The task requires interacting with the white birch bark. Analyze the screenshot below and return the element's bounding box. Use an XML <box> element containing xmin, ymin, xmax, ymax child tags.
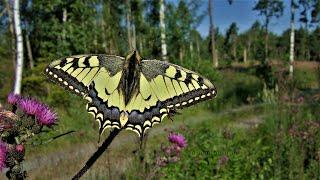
<box><xmin>13</xmin><ymin>0</ymin><xmax>24</xmax><ymax>95</ymax></box>
<box><xmin>62</xmin><ymin>8</ymin><xmax>67</xmax><ymax>40</ymax></box>
<box><xmin>243</xmin><ymin>48</ymin><xmax>247</xmax><ymax>63</ymax></box>
<box><xmin>289</xmin><ymin>0</ymin><xmax>295</xmax><ymax>77</ymax></box>
<box><xmin>160</xmin><ymin>0</ymin><xmax>168</xmax><ymax>61</ymax></box>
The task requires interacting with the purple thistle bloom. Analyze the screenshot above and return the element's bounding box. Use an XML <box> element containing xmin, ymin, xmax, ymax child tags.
<box><xmin>17</xmin><ymin>97</ymin><xmax>57</xmax><ymax>126</ymax></box>
<box><xmin>0</xmin><ymin>141</ymin><xmax>8</xmax><ymax>170</ymax></box>
<box><xmin>168</xmin><ymin>133</ymin><xmax>187</xmax><ymax>148</ymax></box>
<box><xmin>7</xmin><ymin>93</ymin><xmax>21</xmax><ymax>105</ymax></box>
<box><xmin>18</xmin><ymin>98</ymin><xmax>43</xmax><ymax>115</ymax></box>
<box><xmin>218</xmin><ymin>155</ymin><xmax>229</xmax><ymax>166</ymax></box>
<box><xmin>35</xmin><ymin>105</ymin><xmax>57</xmax><ymax>126</ymax></box>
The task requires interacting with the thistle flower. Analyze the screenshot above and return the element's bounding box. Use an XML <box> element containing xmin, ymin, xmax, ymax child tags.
<box><xmin>13</xmin><ymin>144</ymin><xmax>25</xmax><ymax>162</ymax></box>
<box><xmin>18</xmin><ymin>98</ymin><xmax>42</xmax><ymax>116</ymax></box>
<box><xmin>7</xmin><ymin>93</ymin><xmax>21</xmax><ymax>105</ymax></box>
<box><xmin>168</xmin><ymin>133</ymin><xmax>187</xmax><ymax>148</ymax></box>
<box><xmin>35</xmin><ymin>105</ymin><xmax>57</xmax><ymax>126</ymax></box>
<box><xmin>218</xmin><ymin>155</ymin><xmax>229</xmax><ymax>166</ymax></box>
<box><xmin>17</xmin><ymin>97</ymin><xmax>57</xmax><ymax>126</ymax></box>
<box><xmin>0</xmin><ymin>141</ymin><xmax>8</xmax><ymax>170</ymax></box>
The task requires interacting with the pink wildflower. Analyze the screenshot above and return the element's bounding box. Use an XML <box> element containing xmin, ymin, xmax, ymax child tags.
<box><xmin>7</xmin><ymin>93</ymin><xmax>21</xmax><ymax>105</ymax></box>
<box><xmin>168</xmin><ymin>133</ymin><xmax>187</xmax><ymax>148</ymax></box>
<box><xmin>18</xmin><ymin>98</ymin><xmax>42</xmax><ymax>115</ymax></box>
<box><xmin>35</xmin><ymin>105</ymin><xmax>57</xmax><ymax>126</ymax></box>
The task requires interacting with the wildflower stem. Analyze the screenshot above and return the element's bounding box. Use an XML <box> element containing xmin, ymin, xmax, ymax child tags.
<box><xmin>72</xmin><ymin>128</ymin><xmax>121</xmax><ymax>179</ymax></box>
<box><xmin>11</xmin><ymin>105</ymin><xmax>17</xmax><ymax>114</ymax></box>
<box><xmin>14</xmin><ymin>137</ymin><xmax>21</xmax><ymax>144</ymax></box>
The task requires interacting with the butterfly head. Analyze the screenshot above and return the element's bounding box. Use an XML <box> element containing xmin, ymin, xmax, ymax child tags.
<box><xmin>126</xmin><ymin>50</ymin><xmax>142</xmax><ymax>65</ymax></box>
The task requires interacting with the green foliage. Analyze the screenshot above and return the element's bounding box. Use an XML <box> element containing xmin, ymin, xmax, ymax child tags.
<box><xmin>253</xmin><ymin>0</ymin><xmax>284</xmax><ymax>20</ymax></box>
<box><xmin>224</xmin><ymin>22</ymin><xmax>239</xmax><ymax>62</ymax></box>
<box><xmin>159</xmin><ymin>104</ymin><xmax>320</xmax><ymax>179</ymax></box>
<box><xmin>309</xmin><ymin>27</ymin><xmax>320</xmax><ymax>61</ymax></box>
<box><xmin>294</xmin><ymin>67</ymin><xmax>319</xmax><ymax>89</ymax></box>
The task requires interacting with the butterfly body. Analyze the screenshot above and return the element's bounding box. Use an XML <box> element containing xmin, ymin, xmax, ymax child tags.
<box><xmin>45</xmin><ymin>51</ymin><xmax>217</xmax><ymax>136</ymax></box>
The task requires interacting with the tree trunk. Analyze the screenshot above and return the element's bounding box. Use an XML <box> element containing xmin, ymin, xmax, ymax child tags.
<box><xmin>196</xmin><ymin>35</ymin><xmax>200</xmax><ymax>61</ymax></box>
<box><xmin>232</xmin><ymin>44</ymin><xmax>236</xmax><ymax>61</ymax></box>
<box><xmin>160</xmin><ymin>0</ymin><xmax>168</xmax><ymax>61</ymax></box>
<box><xmin>25</xmin><ymin>33</ymin><xmax>33</xmax><ymax>69</ymax></box>
<box><xmin>62</xmin><ymin>8</ymin><xmax>67</xmax><ymax>40</ymax></box>
<box><xmin>190</xmin><ymin>41</ymin><xmax>193</xmax><ymax>59</ymax></box>
<box><xmin>101</xmin><ymin>18</ymin><xmax>108</xmax><ymax>53</ymax></box>
<box><xmin>126</xmin><ymin>0</ymin><xmax>132</xmax><ymax>50</ymax></box>
<box><xmin>265</xmin><ymin>18</ymin><xmax>269</xmax><ymax>62</ymax></box>
<box><xmin>139</xmin><ymin>38</ymin><xmax>143</xmax><ymax>54</ymax></box>
<box><xmin>132</xmin><ymin>23</ymin><xmax>137</xmax><ymax>50</ymax></box>
<box><xmin>289</xmin><ymin>0</ymin><xmax>295</xmax><ymax>77</ymax></box>
<box><xmin>243</xmin><ymin>48</ymin><xmax>247</xmax><ymax>63</ymax></box>
<box><xmin>6</xmin><ymin>0</ymin><xmax>16</xmax><ymax>67</ymax></box>
<box><xmin>215</xmin><ymin>49</ymin><xmax>218</xmax><ymax>67</ymax></box>
<box><xmin>247</xmin><ymin>39</ymin><xmax>251</xmax><ymax>60</ymax></box>
<box><xmin>208</xmin><ymin>0</ymin><xmax>217</xmax><ymax>67</ymax></box>
<box><xmin>13</xmin><ymin>0</ymin><xmax>24</xmax><ymax>95</ymax></box>
<box><xmin>179</xmin><ymin>46</ymin><xmax>183</xmax><ymax>63</ymax></box>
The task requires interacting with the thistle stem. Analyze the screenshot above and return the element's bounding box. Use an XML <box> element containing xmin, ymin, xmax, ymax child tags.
<box><xmin>72</xmin><ymin>128</ymin><xmax>121</xmax><ymax>179</ymax></box>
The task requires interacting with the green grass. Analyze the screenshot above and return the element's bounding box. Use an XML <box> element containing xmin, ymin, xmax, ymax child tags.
<box><xmin>294</xmin><ymin>67</ymin><xmax>319</xmax><ymax>89</ymax></box>
<box><xmin>159</xmin><ymin>103</ymin><xmax>320</xmax><ymax>179</ymax></box>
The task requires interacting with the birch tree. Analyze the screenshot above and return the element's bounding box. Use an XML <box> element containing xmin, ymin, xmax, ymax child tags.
<box><xmin>160</xmin><ymin>0</ymin><xmax>167</xmax><ymax>61</ymax></box>
<box><xmin>13</xmin><ymin>0</ymin><xmax>24</xmax><ymax>95</ymax></box>
<box><xmin>289</xmin><ymin>0</ymin><xmax>297</xmax><ymax>77</ymax></box>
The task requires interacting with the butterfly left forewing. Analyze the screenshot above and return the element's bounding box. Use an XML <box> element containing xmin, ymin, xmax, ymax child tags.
<box><xmin>46</xmin><ymin>55</ymin><xmax>127</xmax><ymax>135</ymax></box>
<box><xmin>45</xmin><ymin>54</ymin><xmax>124</xmax><ymax>96</ymax></box>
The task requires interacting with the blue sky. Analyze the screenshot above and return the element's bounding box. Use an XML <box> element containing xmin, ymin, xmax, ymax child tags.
<box><xmin>184</xmin><ymin>0</ymin><xmax>309</xmax><ymax>37</ymax></box>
